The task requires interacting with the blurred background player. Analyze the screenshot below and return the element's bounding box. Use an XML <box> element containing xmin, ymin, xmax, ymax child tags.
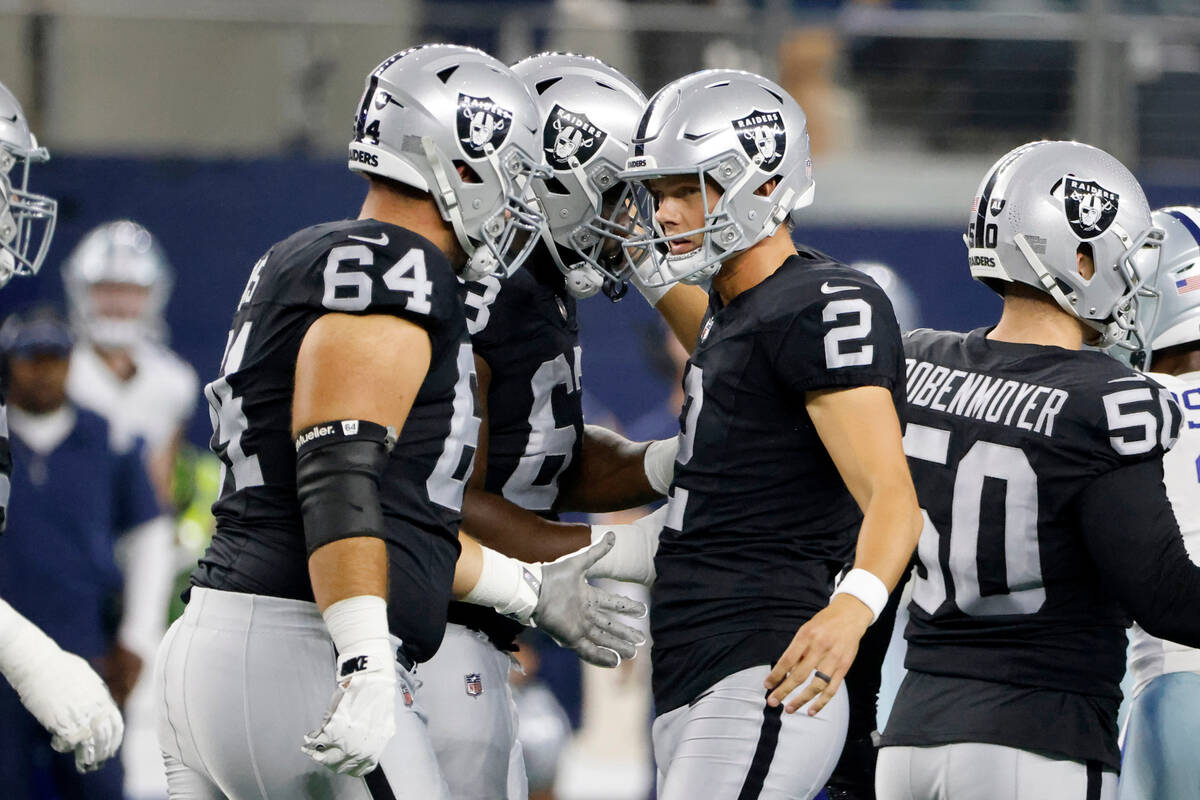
<box><xmin>0</xmin><ymin>80</ymin><xmax>124</xmax><ymax>795</ymax></box>
<box><xmin>0</xmin><ymin>307</ymin><xmax>167</xmax><ymax>798</ymax></box>
<box><xmin>619</xmin><ymin>69</ymin><xmax>922</xmax><ymax>800</ymax></box>
<box><xmin>422</xmin><ymin>51</ymin><xmax>677</xmax><ymax>800</ymax></box>
<box><xmin>62</xmin><ymin>218</ymin><xmax>197</xmax><ymax>799</ymax></box>
<box><xmin>1118</xmin><ymin>205</ymin><xmax>1200</xmax><ymax>800</ymax></box>
<box><xmin>876</xmin><ymin>141</ymin><xmax>1199</xmax><ymax>800</ymax></box>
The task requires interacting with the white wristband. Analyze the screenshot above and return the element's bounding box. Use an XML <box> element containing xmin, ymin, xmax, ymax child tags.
<box><xmin>831</xmin><ymin>568</ymin><xmax>889</xmax><ymax>624</ymax></box>
<box><xmin>629</xmin><ymin>254</ymin><xmax>671</xmax><ymax>306</ymax></box>
<box><xmin>643</xmin><ymin>437</ymin><xmax>679</xmax><ymax>496</ymax></box>
<box><xmin>322</xmin><ymin>595</ymin><xmax>390</xmax><ymax>654</ymax></box>
<box><xmin>462</xmin><ymin>546</ymin><xmax>542</xmax><ymax>625</ymax></box>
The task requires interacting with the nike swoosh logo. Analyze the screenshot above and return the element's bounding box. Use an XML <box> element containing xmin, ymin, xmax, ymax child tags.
<box><xmin>1</xmin><ymin>113</ymin><xmax>16</xmax><ymax>123</ymax></box>
<box><xmin>689</xmin><ymin>690</ymin><xmax>715</xmax><ymax>707</ymax></box>
<box><xmin>820</xmin><ymin>282</ymin><xmax>858</xmax><ymax>294</ymax></box>
<box><xmin>1108</xmin><ymin>376</ymin><xmax>1144</xmax><ymax>383</ymax></box>
<box><xmin>349</xmin><ymin>232</ymin><xmax>388</xmax><ymax>246</ymax></box>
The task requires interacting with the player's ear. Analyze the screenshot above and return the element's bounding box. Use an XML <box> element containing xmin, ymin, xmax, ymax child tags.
<box><xmin>1076</xmin><ymin>243</ymin><xmax>1095</xmax><ymax>280</ymax></box>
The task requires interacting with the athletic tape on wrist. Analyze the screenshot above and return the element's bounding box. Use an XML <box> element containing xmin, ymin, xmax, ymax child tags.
<box><xmin>462</xmin><ymin>547</ymin><xmax>541</xmax><ymax>623</ymax></box>
<box><xmin>831</xmin><ymin>568</ymin><xmax>889</xmax><ymax>624</ymax></box>
<box><xmin>643</xmin><ymin>437</ymin><xmax>679</xmax><ymax>496</ymax></box>
<box><xmin>322</xmin><ymin>595</ymin><xmax>390</xmax><ymax>655</ymax></box>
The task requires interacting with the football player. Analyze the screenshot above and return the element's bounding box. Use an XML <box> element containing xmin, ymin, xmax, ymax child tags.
<box><xmin>0</xmin><ymin>80</ymin><xmax>123</xmax><ymax>778</ymax></box>
<box><xmin>617</xmin><ymin>70</ymin><xmax>923</xmax><ymax>799</ymax></box>
<box><xmin>62</xmin><ymin>220</ymin><xmax>196</xmax><ymax>796</ymax></box>
<box><xmin>152</xmin><ymin>46</ymin><xmax>642</xmax><ymax>800</ymax></box>
<box><xmin>1118</xmin><ymin>205</ymin><xmax>1200</xmax><ymax>800</ymax></box>
<box><xmin>875</xmin><ymin>142</ymin><xmax>1200</xmax><ymax>800</ymax></box>
<box><xmin>420</xmin><ymin>52</ymin><xmax>680</xmax><ymax>800</ymax></box>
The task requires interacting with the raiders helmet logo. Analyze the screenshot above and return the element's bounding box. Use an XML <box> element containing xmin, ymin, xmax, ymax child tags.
<box><xmin>457</xmin><ymin>94</ymin><xmax>512</xmax><ymax>159</ymax></box>
<box><xmin>732</xmin><ymin>110</ymin><xmax>786</xmax><ymax>172</ymax></box>
<box><xmin>544</xmin><ymin>105</ymin><xmax>607</xmax><ymax>171</ymax></box>
<box><xmin>1064</xmin><ymin>177</ymin><xmax>1119</xmax><ymax>239</ymax></box>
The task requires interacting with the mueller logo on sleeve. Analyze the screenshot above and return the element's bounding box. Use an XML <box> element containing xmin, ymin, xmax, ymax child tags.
<box><xmin>295</xmin><ymin>424</ymin><xmax>337</xmax><ymax>452</ymax></box>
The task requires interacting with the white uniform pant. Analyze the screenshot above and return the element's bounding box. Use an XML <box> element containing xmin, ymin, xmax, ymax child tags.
<box><xmin>1118</xmin><ymin>671</ymin><xmax>1200</xmax><ymax>800</ymax></box>
<box><xmin>877</xmin><ymin>743</ymin><xmax>1117</xmax><ymax>800</ymax></box>
<box><xmin>652</xmin><ymin>665</ymin><xmax>848</xmax><ymax>800</ymax></box>
<box><xmin>153</xmin><ymin>587</ymin><xmax>449</xmax><ymax>800</ymax></box>
<box><xmin>421</xmin><ymin>623</ymin><xmax>526</xmax><ymax>800</ymax></box>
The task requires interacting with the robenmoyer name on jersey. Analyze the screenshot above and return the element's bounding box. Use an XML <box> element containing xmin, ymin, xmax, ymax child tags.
<box><xmin>905</xmin><ymin>358</ymin><xmax>1069</xmax><ymax>437</ymax></box>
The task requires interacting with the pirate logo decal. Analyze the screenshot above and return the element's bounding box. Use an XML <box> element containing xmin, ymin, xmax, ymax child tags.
<box><xmin>457</xmin><ymin>94</ymin><xmax>512</xmax><ymax>159</ymax></box>
<box><xmin>732</xmin><ymin>110</ymin><xmax>786</xmax><ymax>172</ymax></box>
<box><xmin>544</xmin><ymin>105</ymin><xmax>607</xmax><ymax>171</ymax></box>
<box><xmin>1064</xmin><ymin>177</ymin><xmax>1119</xmax><ymax>239</ymax></box>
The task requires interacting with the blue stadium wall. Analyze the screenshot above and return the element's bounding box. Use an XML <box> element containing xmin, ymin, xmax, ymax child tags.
<box><xmin>2</xmin><ymin>156</ymin><xmax>1193</xmax><ymax>448</ymax></box>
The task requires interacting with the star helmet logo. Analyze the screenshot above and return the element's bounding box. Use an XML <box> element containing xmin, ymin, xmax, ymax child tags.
<box><xmin>1063</xmin><ymin>177</ymin><xmax>1119</xmax><ymax>239</ymax></box>
<box><xmin>457</xmin><ymin>94</ymin><xmax>512</xmax><ymax>159</ymax></box>
<box><xmin>544</xmin><ymin>105</ymin><xmax>607</xmax><ymax>171</ymax></box>
<box><xmin>464</xmin><ymin>673</ymin><xmax>484</xmax><ymax>697</ymax></box>
<box><xmin>732</xmin><ymin>109</ymin><xmax>786</xmax><ymax>172</ymax></box>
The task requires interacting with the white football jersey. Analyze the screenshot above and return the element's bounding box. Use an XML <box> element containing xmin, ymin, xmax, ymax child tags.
<box><xmin>67</xmin><ymin>340</ymin><xmax>198</xmax><ymax>451</ymax></box>
<box><xmin>1128</xmin><ymin>369</ymin><xmax>1200</xmax><ymax>697</ymax></box>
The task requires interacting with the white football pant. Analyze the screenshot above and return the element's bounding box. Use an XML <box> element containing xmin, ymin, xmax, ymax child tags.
<box><xmin>877</xmin><ymin>743</ymin><xmax>1117</xmax><ymax>800</ymax></box>
<box><xmin>652</xmin><ymin>664</ymin><xmax>847</xmax><ymax>800</ymax></box>
<box><xmin>1118</xmin><ymin>671</ymin><xmax>1200</xmax><ymax>800</ymax></box>
<box><xmin>154</xmin><ymin>587</ymin><xmax>449</xmax><ymax>800</ymax></box>
<box><xmin>421</xmin><ymin>623</ymin><xmax>526</xmax><ymax>800</ymax></box>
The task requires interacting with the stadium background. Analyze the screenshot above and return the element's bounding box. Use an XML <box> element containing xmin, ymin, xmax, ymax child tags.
<box><xmin>1</xmin><ymin>1</ymin><xmax>1198</xmax><ymax>798</ymax></box>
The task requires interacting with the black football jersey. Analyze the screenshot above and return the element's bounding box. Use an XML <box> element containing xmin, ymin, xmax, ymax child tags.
<box><xmin>0</xmin><ymin>399</ymin><xmax>9</xmax><ymax>532</ymax></box>
<box><xmin>883</xmin><ymin>327</ymin><xmax>1182</xmax><ymax>767</ymax></box>
<box><xmin>191</xmin><ymin>219</ymin><xmax>478</xmax><ymax>662</ymax></box>
<box><xmin>448</xmin><ymin>248</ymin><xmax>584</xmax><ymax>647</ymax></box>
<box><xmin>650</xmin><ymin>249</ymin><xmax>905</xmax><ymax>712</ymax></box>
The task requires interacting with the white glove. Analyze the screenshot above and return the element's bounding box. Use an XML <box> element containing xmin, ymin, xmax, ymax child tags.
<box><xmin>0</xmin><ymin>599</ymin><xmax>123</xmax><ymax>773</ymax></box>
<box><xmin>302</xmin><ymin>596</ymin><xmax>396</xmax><ymax>777</ymax></box>
<box><xmin>463</xmin><ymin>536</ymin><xmax>648</xmax><ymax>667</ymax></box>
<box><xmin>628</xmin><ymin>251</ymin><xmax>672</xmax><ymax>306</ymax></box>
<box><xmin>587</xmin><ymin>506</ymin><xmax>668</xmax><ymax>585</ymax></box>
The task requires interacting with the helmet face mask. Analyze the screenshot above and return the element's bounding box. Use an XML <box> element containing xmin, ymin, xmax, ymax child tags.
<box><xmin>511</xmin><ymin>52</ymin><xmax>649</xmax><ymax>299</ymax></box>
<box><xmin>348</xmin><ymin>45</ymin><xmax>547</xmax><ymax>280</ymax></box>
<box><xmin>965</xmin><ymin>140</ymin><xmax>1163</xmax><ymax>354</ymax></box>
<box><xmin>0</xmin><ymin>83</ymin><xmax>56</xmax><ymax>289</ymax></box>
<box><xmin>618</xmin><ymin>69</ymin><xmax>815</xmax><ymax>288</ymax></box>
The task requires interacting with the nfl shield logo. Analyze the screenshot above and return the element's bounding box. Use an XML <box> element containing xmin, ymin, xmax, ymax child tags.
<box><xmin>464</xmin><ymin>673</ymin><xmax>484</xmax><ymax>697</ymax></box>
<box><xmin>700</xmin><ymin>316</ymin><xmax>715</xmax><ymax>342</ymax></box>
<box><xmin>402</xmin><ymin>686</ymin><xmax>414</xmax><ymax>707</ymax></box>
<box><xmin>1063</xmin><ymin>177</ymin><xmax>1119</xmax><ymax>239</ymax></box>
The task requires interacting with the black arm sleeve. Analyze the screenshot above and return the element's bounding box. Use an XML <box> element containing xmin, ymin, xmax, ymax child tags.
<box><xmin>1079</xmin><ymin>458</ymin><xmax>1200</xmax><ymax>647</ymax></box>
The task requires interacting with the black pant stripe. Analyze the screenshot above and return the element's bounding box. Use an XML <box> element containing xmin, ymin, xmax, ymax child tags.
<box><xmin>1085</xmin><ymin>760</ymin><xmax>1102</xmax><ymax>800</ymax></box>
<box><xmin>736</xmin><ymin>694</ymin><xmax>784</xmax><ymax>800</ymax></box>
<box><xmin>365</xmin><ymin>766</ymin><xmax>398</xmax><ymax>800</ymax></box>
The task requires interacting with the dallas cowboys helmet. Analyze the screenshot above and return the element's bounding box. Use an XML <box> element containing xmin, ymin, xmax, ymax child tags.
<box><xmin>511</xmin><ymin>52</ymin><xmax>647</xmax><ymax>299</ymax></box>
<box><xmin>966</xmin><ymin>140</ymin><xmax>1163</xmax><ymax>353</ymax></box>
<box><xmin>1138</xmin><ymin>206</ymin><xmax>1200</xmax><ymax>366</ymax></box>
<box><xmin>348</xmin><ymin>44</ymin><xmax>546</xmax><ymax>281</ymax></box>
<box><xmin>63</xmin><ymin>220</ymin><xmax>173</xmax><ymax>347</ymax></box>
<box><xmin>619</xmin><ymin>69</ymin><xmax>814</xmax><ymax>286</ymax></box>
<box><xmin>851</xmin><ymin>261</ymin><xmax>923</xmax><ymax>332</ymax></box>
<box><xmin>0</xmin><ymin>81</ymin><xmax>56</xmax><ymax>289</ymax></box>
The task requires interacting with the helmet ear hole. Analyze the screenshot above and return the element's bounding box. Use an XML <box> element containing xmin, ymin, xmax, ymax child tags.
<box><xmin>756</xmin><ymin>176</ymin><xmax>780</xmax><ymax>197</ymax></box>
<box><xmin>453</xmin><ymin>161</ymin><xmax>483</xmax><ymax>184</ymax></box>
<box><xmin>1076</xmin><ymin>242</ymin><xmax>1095</xmax><ymax>281</ymax></box>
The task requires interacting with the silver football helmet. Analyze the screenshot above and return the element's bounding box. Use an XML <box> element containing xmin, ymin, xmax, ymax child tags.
<box><xmin>1138</xmin><ymin>206</ymin><xmax>1200</xmax><ymax>366</ymax></box>
<box><xmin>619</xmin><ymin>69</ymin><xmax>815</xmax><ymax>286</ymax></box>
<box><xmin>966</xmin><ymin>140</ymin><xmax>1163</xmax><ymax>353</ymax></box>
<box><xmin>0</xmin><ymin>82</ymin><xmax>56</xmax><ymax>289</ymax></box>
<box><xmin>348</xmin><ymin>44</ymin><xmax>547</xmax><ymax>281</ymax></box>
<box><xmin>850</xmin><ymin>261</ymin><xmax>923</xmax><ymax>333</ymax></box>
<box><xmin>63</xmin><ymin>220</ymin><xmax>172</xmax><ymax>347</ymax></box>
<box><xmin>511</xmin><ymin>53</ymin><xmax>647</xmax><ymax>299</ymax></box>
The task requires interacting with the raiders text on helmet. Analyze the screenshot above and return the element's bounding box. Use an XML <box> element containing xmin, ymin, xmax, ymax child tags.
<box><xmin>965</xmin><ymin>140</ymin><xmax>1163</xmax><ymax>353</ymax></box>
<box><xmin>618</xmin><ymin>69</ymin><xmax>815</xmax><ymax>286</ymax></box>
<box><xmin>511</xmin><ymin>52</ymin><xmax>648</xmax><ymax>299</ymax></box>
<box><xmin>0</xmin><ymin>82</ymin><xmax>56</xmax><ymax>289</ymax></box>
<box><xmin>1138</xmin><ymin>206</ymin><xmax>1200</xmax><ymax>366</ymax></box>
<box><xmin>347</xmin><ymin>44</ymin><xmax>547</xmax><ymax>280</ymax></box>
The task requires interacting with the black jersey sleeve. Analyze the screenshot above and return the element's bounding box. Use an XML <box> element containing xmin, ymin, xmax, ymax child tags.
<box><xmin>1078</xmin><ymin>457</ymin><xmax>1200</xmax><ymax>647</ymax></box>
<box><xmin>0</xmin><ymin>399</ymin><xmax>9</xmax><ymax>533</ymax></box>
<box><xmin>1089</xmin><ymin>373</ymin><xmax>1183</xmax><ymax>468</ymax></box>
<box><xmin>771</xmin><ymin>282</ymin><xmax>904</xmax><ymax>395</ymax></box>
<box><xmin>295</xmin><ymin>224</ymin><xmax>462</xmax><ymax>342</ymax></box>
